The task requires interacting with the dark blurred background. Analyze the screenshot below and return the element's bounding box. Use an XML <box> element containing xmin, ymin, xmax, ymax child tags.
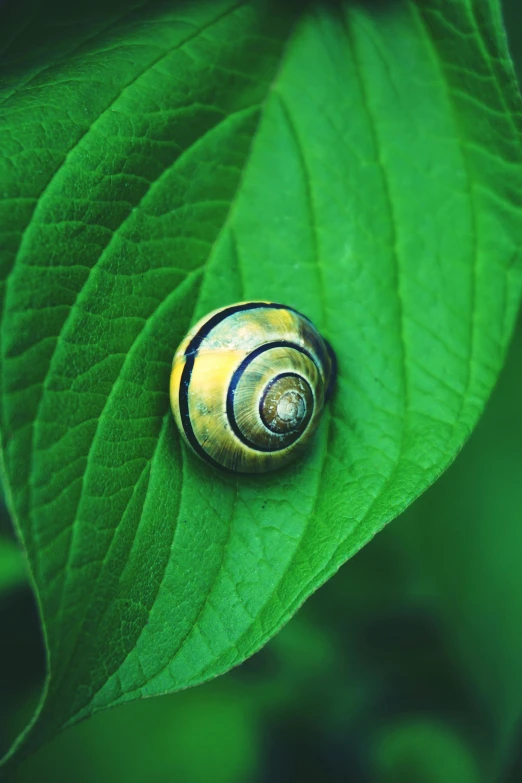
<box><xmin>1</xmin><ymin>2</ymin><xmax>522</xmax><ymax>781</ymax></box>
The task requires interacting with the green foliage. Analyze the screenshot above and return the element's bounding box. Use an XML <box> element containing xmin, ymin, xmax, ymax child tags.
<box><xmin>394</xmin><ymin>318</ymin><xmax>522</xmax><ymax>771</ymax></box>
<box><xmin>373</xmin><ymin>720</ymin><xmax>482</xmax><ymax>783</ymax></box>
<box><xmin>16</xmin><ymin>683</ymin><xmax>258</xmax><ymax>783</ymax></box>
<box><xmin>0</xmin><ymin>538</ymin><xmax>26</xmax><ymax>594</ymax></box>
<box><xmin>0</xmin><ymin>482</ymin><xmax>27</xmax><ymax>593</ymax></box>
<box><xmin>8</xmin><ymin>306</ymin><xmax>522</xmax><ymax>783</ymax></box>
<box><xmin>0</xmin><ymin>0</ymin><xmax>521</xmax><ymax>766</ymax></box>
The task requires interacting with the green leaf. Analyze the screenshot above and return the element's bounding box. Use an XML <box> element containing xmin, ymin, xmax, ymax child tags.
<box><xmin>0</xmin><ymin>538</ymin><xmax>27</xmax><ymax>594</ymax></box>
<box><xmin>393</xmin><ymin>314</ymin><xmax>522</xmax><ymax>774</ymax></box>
<box><xmin>0</xmin><ymin>476</ymin><xmax>27</xmax><ymax>594</ymax></box>
<box><xmin>1</xmin><ymin>0</ymin><xmax>521</xmax><ymax>763</ymax></box>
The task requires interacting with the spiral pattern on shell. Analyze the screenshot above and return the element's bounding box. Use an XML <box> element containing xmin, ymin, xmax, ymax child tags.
<box><xmin>170</xmin><ymin>302</ymin><xmax>336</xmax><ymax>473</ymax></box>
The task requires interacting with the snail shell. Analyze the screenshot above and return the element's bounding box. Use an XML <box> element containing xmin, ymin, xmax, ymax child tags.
<box><xmin>170</xmin><ymin>302</ymin><xmax>336</xmax><ymax>473</ymax></box>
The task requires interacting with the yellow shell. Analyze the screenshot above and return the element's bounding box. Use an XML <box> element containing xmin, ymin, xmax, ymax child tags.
<box><xmin>170</xmin><ymin>302</ymin><xmax>336</xmax><ymax>473</ymax></box>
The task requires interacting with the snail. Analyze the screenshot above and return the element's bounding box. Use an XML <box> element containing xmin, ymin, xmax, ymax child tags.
<box><xmin>170</xmin><ymin>302</ymin><xmax>336</xmax><ymax>473</ymax></box>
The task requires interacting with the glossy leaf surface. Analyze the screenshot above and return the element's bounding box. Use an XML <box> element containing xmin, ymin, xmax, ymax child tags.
<box><xmin>0</xmin><ymin>0</ymin><xmax>521</xmax><ymax>761</ymax></box>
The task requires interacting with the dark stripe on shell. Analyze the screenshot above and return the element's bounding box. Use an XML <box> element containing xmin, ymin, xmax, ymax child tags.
<box><xmin>179</xmin><ymin>303</ymin><xmax>297</xmax><ymax>467</ymax></box>
<box><xmin>184</xmin><ymin>302</ymin><xmax>308</xmax><ymax>358</ymax></box>
<box><xmin>178</xmin><ymin>302</ymin><xmax>327</xmax><ymax>468</ymax></box>
<box><xmin>226</xmin><ymin>341</ymin><xmax>318</xmax><ymax>453</ymax></box>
